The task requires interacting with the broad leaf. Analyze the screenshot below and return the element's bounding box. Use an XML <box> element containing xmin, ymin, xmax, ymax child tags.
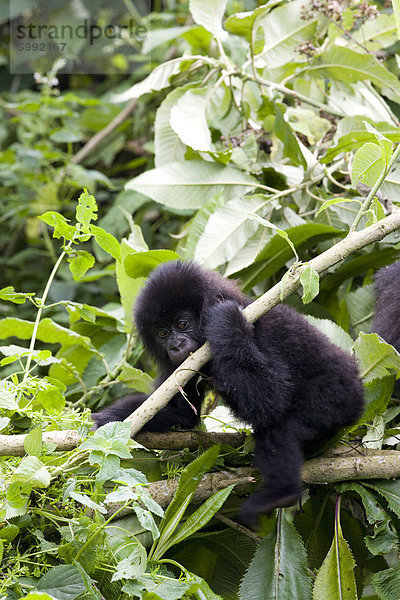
<box><xmin>351</xmin><ymin>142</ymin><xmax>386</xmax><ymax>186</ymax></box>
<box><xmin>194</xmin><ymin>195</ymin><xmax>268</xmax><ymax>268</ymax></box>
<box><xmin>154</xmin><ymin>86</ymin><xmax>191</xmax><ymax>167</ymax></box>
<box><xmin>354</xmin><ymin>333</ymin><xmax>400</xmax><ymax>383</ymax></box>
<box><xmin>126</xmin><ymin>161</ymin><xmax>257</xmax><ymax>209</ymax></box>
<box><xmin>189</xmin><ymin>0</ymin><xmax>228</xmax><ymax>40</ymax></box>
<box><xmin>239</xmin><ymin>511</ymin><xmax>312</xmax><ymax>600</ymax></box>
<box><xmin>306</xmin><ymin>46</ymin><xmax>400</xmax><ymax>104</ymax></box>
<box><xmin>170</xmin><ymin>88</ymin><xmax>213</xmax><ymax>152</ymax></box>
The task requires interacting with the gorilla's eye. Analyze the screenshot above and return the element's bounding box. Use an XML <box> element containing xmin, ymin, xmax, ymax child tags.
<box><xmin>177</xmin><ymin>320</ymin><xmax>188</xmax><ymax>330</ymax></box>
<box><xmin>157</xmin><ymin>328</ymin><xmax>169</xmax><ymax>339</ymax></box>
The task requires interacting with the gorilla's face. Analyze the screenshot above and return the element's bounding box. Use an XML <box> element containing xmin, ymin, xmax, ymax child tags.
<box><xmin>154</xmin><ymin>311</ymin><xmax>201</xmax><ymax>365</ymax></box>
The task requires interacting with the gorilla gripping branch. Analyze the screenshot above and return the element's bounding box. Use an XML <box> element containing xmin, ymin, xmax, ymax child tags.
<box><xmin>124</xmin><ymin>210</ymin><xmax>400</xmax><ymax>437</ymax></box>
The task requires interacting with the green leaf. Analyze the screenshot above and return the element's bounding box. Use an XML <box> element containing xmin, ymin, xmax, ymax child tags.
<box><xmin>224</xmin><ymin>4</ymin><xmax>272</xmax><ymax>42</ymax></box>
<box><xmin>154</xmin><ymin>86</ymin><xmax>190</xmax><ymax>167</ymax></box>
<box><xmin>365</xmin><ymin>517</ymin><xmax>398</xmax><ymax>555</ymax></box>
<box><xmin>237</xmin><ymin>224</ymin><xmax>344</xmax><ymax>290</ymax></box>
<box><xmin>0</xmin><ymin>318</ymin><xmax>94</xmax><ymax>354</ymax></box>
<box><xmin>117</xmin><ymin>364</ymin><xmax>153</xmax><ymax>393</ymax></box>
<box><xmin>306</xmin><ymin>46</ymin><xmax>400</xmax><ymax>104</ymax></box>
<box><xmin>194</xmin><ymin>195</ymin><xmax>267</xmax><ymax>269</ymax></box>
<box><xmin>76</xmin><ymin>190</ymin><xmax>98</xmax><ymax>228</ymax></box>
<box><xmin>315</xmin><ymin>197</ymin><xmax>361</xmax><ymax>217</ymax></box>
<box><xmin>170</xmin><ymin>88</ymin><xmax>213</xmax><ymax>152</ymax></box>
<box><xmin>0</xmin><ymin>383</ymin><xmax>19</xmax><ymax>410</ymax></box>
<box><xmin>166</xmin><ymin>485</ymin><xmax>234</xmax><ymax>549</ymax></box>
<box><xmin>239</xmin><ymin>511</ymin><xmax>312</xmax><ymax>600</ymax></box>
<box><xmin>392</xmin><ymin>0</ymin><xmax>400</xmax><ymax>40</ymax></box>
<box><xmin>254</xmin><ymin>0</ymin><xmax>319</xmax><ymax>68</ymax></box>
<box><xmin>125</xmin><ymin>161</ymin><xmax>257</xmax><ymax>209</ymax></box>
<box><xmin>37</xmin><ymin>565</ymin><xmax>86</xmax><ymax>600</ymax></box>
<box><xmin>361</xmin><ymin>375</ymin><xmax>396</xmax><ymax>423</ymax></box>
<box><xmin>300</xmin><ymin>264</ymin><xmax>319</xmax><ymax>304</ymax></box>
<box><xmin>113</xmin><ymin>57</ymin><xmax>204</xmax><ymax>102</ymax></box>
<box><xmin>24</xmin><ymin>427</ymin><xmax>43</xmax><ymax>457</ymax></box>
<box><xmin>351</xmin><ymin>142</ymin><xmax>386</xmax><ymax>186</ymax></box>
<box><xmin>365</xmin><ymin>480</ymin><xmax>400</xmax><ymax>519</ymax></box>
<box><xmin>313</xmin><ymin>515</ymin><xmax>357</xmax><ymax>600</ymax></box>
<box><xmin>0</xmin><ymin>286</ymin><xmax>35</xmax><ymax>304</ymax></box>
<box><xmin>354</xmin><ymin>333</ymin><xmax>400</xmax><ymax>383</ymax></box>
<box><xmin>0</xmin><ymin>523</ymin><xmax>19</xmax><ymax>541</ymax></box>
<box><xmin>189</xmin><ymin>0</ymin><xmax>228</xmax><ymax>40</ymax></box>
<box><xmin>111</xmin><ymin>540</ymin><xmax>147</xmax><ymax>581</ymax></box>
<box><xmin>116</xmin><ymin>236</ymin><xmax>147</xmax><ymax>331</ymax></box>
<box><xmin>39</xmin><ymin>211</ymin><xmax>77</xmax><ymax>241</ymax></box>
<box><xmin>158</xmin><ymin>446</ymin><xmax>221</xmax><ymax>539</ymax></box>
<box><xmin>305</xmin><ymin>316</ymin><xmax>354</xmax><ymax>354</ymax></box>
<box><xmin>335</xmin><ymin>482</ymin><xmax>385</xmax><ymax>524</ymax></box>
<box><xmin>371</xmin><ymin>567</ymin><xmax>400</xmax><ymax>600</ymax></box>
<box><xmin>274</xmin><ymin>103</ymin><xmax>307</xmax><ymax>168</ymax></box>
<box><xmin>124</xmin><ymin>249</ymin><xmax>180</xmax><ymax>278</ymax></box>
<box><xmin>90</xmin><ymin>224</ymin><xmax>121</xmax><ymax>260</ymax></box>
<box><xmin>67</xmin><ymin>250</ymin><xmax>95</xmax><ymax>281</ymax></box>
<box><xmin>11</xmin><ymin>456</ymin><xmax>51</xmax><ymax>488</ymax></box>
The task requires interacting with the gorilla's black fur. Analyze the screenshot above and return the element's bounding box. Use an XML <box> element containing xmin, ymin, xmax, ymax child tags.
<box><xmin>93</xmin><ymin>261</ymin><xmax>364</xmax><ymax>526</ymax></box>
<box><xmin>372</xmin><ymin>261</ymin><xmax>400</xmax><ymax>397</ymax></box>
<box><xmin>372</xmin><ymin>261</ymin><xmax>400</xmax><ymax>353</ymax></box>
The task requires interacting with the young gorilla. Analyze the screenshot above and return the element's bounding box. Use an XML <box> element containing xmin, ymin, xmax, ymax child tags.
<box><xmin>93</xmin><ymin>261</ymin><xmax>364</xmax><ymax>526</ymax></box>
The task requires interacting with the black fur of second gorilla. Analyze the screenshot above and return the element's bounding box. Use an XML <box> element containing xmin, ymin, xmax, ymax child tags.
<box><xmin>93</xmin><ymin>261</ymin><xmax>364</xmax><ymax>526</ymax></box>
<box><xmin>372</xmin><ymin>261</ymin><xmax>400</xmax><ymax>396</ymax></box>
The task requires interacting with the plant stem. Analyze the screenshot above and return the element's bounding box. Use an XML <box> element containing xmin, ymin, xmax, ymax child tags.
<box><xmin>23</xmin><ymin>242</ymin><xmax>72</xmax><ymax>381</ymax></box>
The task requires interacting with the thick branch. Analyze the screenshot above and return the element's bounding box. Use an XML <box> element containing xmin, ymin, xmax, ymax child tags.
<box><xmin>106</xmin><ymin>448</ymin><xmax>400</xmax><ymax>516</ymax></box>
<box><xmin>0</xmin><ymin>430</ymin><xmax>246</xmax><ymax>456</ymax></box>
<box><xmin>125</xmin><ymin>210</ymin><xmax>400</xmax><ymax>436</ymax></box>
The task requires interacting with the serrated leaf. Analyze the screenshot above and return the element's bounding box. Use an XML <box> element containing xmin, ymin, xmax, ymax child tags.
<box><xmin>117</xmin><ymin>365</ymin><xmax>153</xmax><ymax>393</ymax></box>
<box><xmin>313</xmin><ymin>516</ymin><xmax>357</xmax><ymax>600</ymax></box>
<box><xmin>239</xmin><ymin>511</ymin><xmax>312</xmax><ymax>600</ymax></box>
<box><xmin>125</xmin><ymin>161</ymin><xmax>257</xmax><ymax>209</ymax></box>
<box><xmin>111</xmin><ymin>541</ymin><xmax>147</xmax><ymax>581</ymax></box>
<box><xmin>68</xmin><ymin>250</ymin><xmax>95</xmax><ymax>281</ymax></box>
<box><xmin>315</xmin><ymin>197</ymin><xmax>361</xmax><ymax>217</ymax></box>
<box><xmin>194</xmin><ymin>195</ymin><xmax>267</xmax><ymax>268</ymax></box>
<box><xmin>351</xmin><ymin>142</ymin><xmax>385</xmax><ymax>186</ymax></box>
<box><xmin>305</xmin><ymin>316</ymin><xmax>354</xmax><ymax>354</ymax></box>
<box><xmin>354</xmin><ymin>333</ymin><xmax>400</xmax><ymax>383</ymax></box>
<box><xmin>0</xmin><ymin>384</ymin><xmax>19</xmax><ymax>410</ymax></box>
<box><xmin>371</xmin><ymin>567</ymin><xmax>400</xmax><ymax>600</ymax></box>
<box><xmin>37</xmin><ymin>565</ymin><xmax>86</xmax><ymax>600</ymax></box>
<box><xmin>170</xmin><ymin>88</ymin><xmax>213</xmax><ymax>152</ymax></box>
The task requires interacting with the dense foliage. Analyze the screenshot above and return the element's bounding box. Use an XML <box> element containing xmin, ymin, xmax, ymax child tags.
<box><xmin>2</xmin><ymin>0</ymin><xmax>400</xmax><ymax>598</ymax></box>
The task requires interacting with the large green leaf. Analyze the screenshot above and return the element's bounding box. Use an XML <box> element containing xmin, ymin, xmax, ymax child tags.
<box><xmin>253</xmin><ymin>0</ymin><xmax>319</xmax><ymax>68</ymax></box>
<box><xmin>305</xmin><ymin>46</ymin><xmax>400</xmax><ymax>104</ymax></box>
<box><xmin>189</xmin><ymin>0</ymin><xmax>228</xmax><ymax>40</ymax></box>
<box><xmin>371</xmin><ymin>567</ymin><xmax>400</xmax><ymax>600</ymax></box>
<box><xmin>37</xmin><ymin>565</ymin><xmax>86</xmax><ymax>600</ymax></box>
<box><xmin>154</xmin><ymin>86</ymin><xmax>191</xmax><ymax>167</ymax></box>
<box><xmin>236</xmin><ymin>224</ymin><xmax>344</xmax><ymax>290</ymax></box>
<box><xmin>124</xmin><ymin>249</ymin><xmax>180</xmax><ymax>278</ymax></box>
<box><xmin>0</xmin><ymin>317</ymin><xmax>93</xmax><ymax>351</ymax></box>
<box><xmin>365</xmin><ymin>480</ymin><xmax>400</xmax><ymax>519</ymax></box>
<box><xmin>125</xmin><ymin>161</ymin><xmax>257</xmax><ymax>209</ymax></box>
<box><xmin>159</xmin><ymin>446</ymin><xmax>221</xmax><ymax>537</ymax></box>
<box><xmin>313</xmin><ymin>515</ymin><xmax>357</xmax><ymax>600</ymax></box>
<box><xmin>354</xmin><ymin>333</ymin><xmax>400</xmax><ymax>383</ymax></box>
<box><xmin>170</xmin><ymin>88</ymin><xmax>213</xmax><ymax>152</ymax></box>
<box><xmin>239</xmin><ymin>511</ymin><xmax>312</xmax><ymax>600</ymax></box>
<box><xmin>194</xmin><ymin>195</ymin><xmax>268</xmax><ymax>268</ymax></box>
<box><xmin>112</xmin><ymin>58</ymin><xmax>201</xmax><ymax>102</ymax></box>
